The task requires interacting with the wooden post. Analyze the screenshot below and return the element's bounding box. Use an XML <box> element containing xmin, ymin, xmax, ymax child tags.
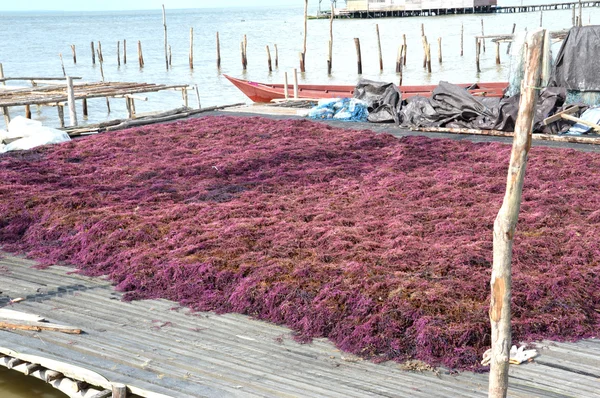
<box><xmin>403</xmin><ymin>34</ymin><xmax>407</xmax><ymax>65</ymax></box>
<box><xmin>97</xmin><ymin>41</ymin><xmax>103</xmax><ymax>63</ymax></box>
<box><xmin>168</xmin><ymin>44</ymin><xmax>172</xmax><ymax>67</ymax></box>
<box><xmin>59</xmin><ymin>53</ymin><xmax>66</xmax><ymax>77</ymax></box>
<box><xmin>572</xmin><ymin>7</ymin><xmax>576</xmax><ymax>26</ymax></box>
<box><xmin>293</xmin><ymin>68</ymin><xmax>299</xmax><ymax>99</ymax></box>
<box><xmin>25</xmin><ymin>105</ymin><xmax>31</xmax><ymax>119</ymax></box>
<box><xmin>540</xmin><ymin>10</ymin><xmax>543</xmax><ymax>27</ymax></box>
<box><xmin>194</xmin><ymin>84</ymin><xmax>201</xmax><ymax>109</ymax></box>
<box><xmin>301</xmin><ymin>0</ymin><xmax>308</xmax><ymax>72</ymax></box>
<box><xmin>274</xmin><ymin>44</ymin><xmax>279</xmax><ymax>68</ymax></box>
<box><xmin>354</xmin><ymin>38</ymin><xmax>362</xmax><ymax>74</ymax></box>
<box><xmin>162</xmin><ymin>4</ymin><xmax>169</xmax><ymax>70</ymax></box>
<box><xmin>266</xmin><ymin>45</ymin><xmax>272</xmax><ymax>72</ymax></box>
<box><xmin>426</xmin><ymin>42</ymin><xmax>431</xmax><ymax>73</ymax></box>
<box><xmin>66</xmin><ymin>76</ymin><xmax>77</xmax><ymax>127</ymax></box>
<box><xmin>489</xmin><ymin>28</ymin><xmax>545</xmax><ymax>398</ymax></box>
<box><xmin>421</xmin><ymin>23</ymin><xmax>425</xmax><ymax>37</ymax></box>
<box><xmin>507</xmin><ymin>23</ymin><xmax>516</xmax><ymax>55</ymax></box>
<box><xmin>117</xmin><ymin>41</ymin><xmax>121</xmax><ymax>66</ymax></box>
<box><xmin>0</xmin><ymin>63</ymin><xmax>5</xmax><ymax>86</ymax></box>
<box><xmin>57</xmin><ymin>106</ymin><xmax>64</xmax><ymax>128</ymax></box>
<box><xmin>481</xmin><ymin>19</ymin><xmax>486</xmax><ymax>53</ymax></box>
<box><xmin>328</xmin><ymin>2</ymin><xmax>333</xmax><ymax>74</ymax></box>
<box><xmin>244</xmin><ymin>35</ymin><xmax>248</xmax><ymax>66</ymax></box>
<box><xmin>476</xmin><ymin>38</ymin><xmax>481</xmax><ymax>73</ymax></box>
<box><xmin>125</xmin><ymin>97</ymin><xmax>133</xmax><ymax>118</ymax></box>
<box><xmin>91</xmin><ymin>41</ymin><xmax>95</xmax><ymax>65</ymax></box>
<box><xmin>437</xmin><ymin>37</ymin><xmax>442</xmax><ymax>64</ymax></box>
<box><xmin>284</xmin><ymin>72</ymin><xmax>289</xmax><ymax>100</ymax></box>
<box><xmin>579</xmin><ymin>0</ymin><xmax>583</xmax><ymax>26</ymax></box>
<box><xmin>240</xmin><ymin>41</ymin><xmax>246</xmax><ymax>70</ymax></box>
<box><xmin>138</xmin><ymin>41</ymin><xmax>144</xmax><ymax>68</ymax></box>
<box><xmin>216</xmin><ymin>32</ymin><xmax>221</xmax><ymax>68</ymax></box>
<box><xmin>396</xmin><ymin>45</ymin><xmax>402</xmax><ymax>73</ymax></box>
<box><xmin>422</xmin><ymin>36</ymin><xmax>428</xmax><ymax>69</ymax></box>
<box><xmin>376</xmin><ymin>24</ymin><xmax>383</xmax><ymax>71</ymax></box>
<box><xmin>2</xmin><ymin>107</ymin><xmax>10</xmax><ymax>128</ymax></box>
<box><xmin>111</xmin><ymin>383</ymin><xmax>127</xmax><ymax>398</ymax></box>
<box><xmin>97</xmin><ymin>49</ymin><xmax>105</xmax><ymax>81</ymax></box>
<box><xmin>82</xmin><ymin>98</ymin><xmax>88</xmax><ymax>117</ymax></box>
<box><xmin>123</xmin><ymin>39</ymin><xmax>127</xmax><ymax>64</ymax></box>
<box><xmin>496</xmin><ymin>41</ymin><xmax>501</xmax><ymax>64</ymax></box>
<box><xmin>70</xmin><ymin>45</ymin><xmax>77</xmax><ymax>63</ymax></box>
<box><xmin>189</xmin><ymin>28</ymin><xmax>194</xmax><ymax>69</ymax></box>
<box><xmin>460</xmin><ymin>23</ymin><xmax>464</xmax><ymax>56</ymax></box>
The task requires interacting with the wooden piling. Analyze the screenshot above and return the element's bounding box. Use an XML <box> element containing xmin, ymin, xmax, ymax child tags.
<box><xmin>437</xmin><ymin>37</ymin><xmax>442</xmax><ymax>64</ymax></box>
<box><xmin>579</xmin><ymin>0</ymin><xmax>583</xmax><ymax>26</ymax></box>
<box><xmin>189</xmin><ymin>28</ymin><xmax>194</xmax><ymax>69</ymax></box>
<box><xmin>376</xmin><ymin>24</ymin><xmax>383</xmax><ymax>71</ymax></box>
<box><xmin>138</xmin><ymin>41</ymin><xmax>144</xmax><ymax>68</ymax></box>
<box><xmin>301</xmin><ymin>0</ymin><xmax>308</xmax><ymax>72</ymax></box>
<box><xmin>540</xmin><ymin>10</ymin><xmax>543</xmax><ymax>26</ymax></box>
<box><xmin>97</xmin><ymin>49</ymin><xmax>105</xmax><ymax>81</ymax></box>
<box><xmin>293</xmin><ymin>68</ymin><xmax>299</xmax><ymax>99</ymax></box>
<box><xmin>162</xmin><ymin>4</ymin><xmax>169</xmax><ymax>70</ymax></box>
<box><xmin>426</xmin><ymin>42</ymin><xmax>431</xmax><ymax>73</ymax></box>
<box><xmin>216</xmin><ymin>32</ymin><xmax>221</xmax><ymax>68</ymax></box>
<box><xmin>123</xmin><ymin>39</ymin><xmax>127</xmax><ymax>64</ymax></box>
<box><xmin>91</xmin><ymin>42</ymin><xmax>96</xmax><ymax>65</ymax></box>
<box><xmin>240</xmin><ymin>41</ymin><xmax>246</xmax><ymax>70</ymax></box>
<box><xmin>57</xmin><ymin>106</ymin><xmax>64</xmax><ymax>128</ymax></box>
<box><xmin>244</xmin><ymin>35</ymin><xmax>248</xmax><ymax>65</ymax></box>
<box><xmin>59</xmin><ymin>53</ymin><xmax>66</xmax><ymax>77</ymax></box>
<box><xmin>496</xmin><ymin>41</ymin><xmax>501</xmax><ymax>64</ymax></box>
<box><xmin>421</xmin><ymin>23</ymin><xmax>425</xmax><ymax>37</ymax></box>
<box><xmin>476</xmin><ymin>38</ymin><xmax>481</xmax><ymax>73</ymax></box>
<box><xmin>488</xmin><ymin>28</ymin><xmax>545</xmax><ymax>398</ymax></box>
<box><xmin>572</xmin><ymin>7</ymin><xmax>576</xmax><ymax>26</ymax></box>
<box><xmin>507</xmin><ymin>23</ymin><xmax>516</xmax><ymax>55</ymax></box>
<box><xmin>422</xmin><ymin>36</ymin><xmax>428</xmax><ymax>69</ymax></box>
<box><xmin>82</xmin><ymin>98</ymin><xmax>88</xmax><ymax>117</ymax></box>
<box><xmin>274</xmin><ymin>44</ymin><xmax>279</xmax><ymax>68</ymax></box>
<box><xmin>111</xmin><ymin>383</ymin><xmax>127</xmax><ymax>398</ymax></box>
<box><xmin>460</xmin><ymin>23</ymin><xmax>464</xmax><ymax>56</ymax></box>
<box><xmin>328</xmin><ymin>2</ymin><xmax>333</xmax><ymax>74</ymax></box>
<box><xmin>66</xmin><ymin>76</ymin><xmax>78</xmax><ymax>127</ymax></box>
<box><xmin>284</xmin><ymin>72</ymin><xmax>289</xmax><ymax>100</ymax></box>
<box><xmin>396</xmin><ymin>45</ymin><xmax>402</xmax><ymax>73</ymax></box>
<box><xmin>70</xmin><ymin>45</ymin><xmax>77</xmax><ymax>63</ymax></box>
<box><xmin>0</xmin><ymin>63</ymin><xmax>4</xmax><ymax>86</ymax></box>
<box><xmin>403</xmin><ymin>34</ymin><xmax>407</xmax><ymax>65</ymax></box>
<box><xmin>266</xmin><ymin>45</ymin><xmax>272</xmax><ymax>72</ymax></box>
<box><xmin>2</xmin><ymin>107</ymin><xmax>10</xmax><ymax>128</ymax></box>
<box><xmin>481</xmin><ymin>19</ymin><xmax>486</xmax><ymax>53</ymax></box>
<box><xmin>117</xmin><ymin>41</ymin><xmax>121</xmax><ymax>67</ymax></box>
<box><xmin>168</xmin><ymin>45</ymin><xmax>172</xmax><ymax>67</ymax></box>
<box><xmin>194</xmin><ymin>84</ymin><xmax>201</xmax><ymax>109</ymax></box>
<box><xmin>354</xmin><ymin>38</ymin><xmax>362</xmax><ymax>74</ymax></box>
<box><xmin>97</xmin><ymin>41</ymin><xmax>103</xmax><ymax>63</ymax></box>
<box><xmin>25</xmin><ymin>105</ymin><xmax>31</xmax><ymax>119</ymax></box>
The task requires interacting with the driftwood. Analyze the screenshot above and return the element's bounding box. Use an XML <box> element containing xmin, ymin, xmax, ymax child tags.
<box><xmin>0</xmin><ymin>320</ymin><xmax>82</xmax><ymax>334</ymax></box>
<box><xmin>489</xmin><ymin>29</ymin><xmax>545</xmax><ymax>398</ymax></box>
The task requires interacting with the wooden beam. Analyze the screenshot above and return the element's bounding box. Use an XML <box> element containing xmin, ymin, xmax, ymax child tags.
<box><xmin>542</xmin><ymin>105</ymin><xmax>579</xmax><ymax>125</ymax></box>
<box><xmin>66</xmin><ymin>76</ymin><xmax>78</xmax><ymax>126</ymax></box>
<box><xmin>0</xmin><ymin>320</ymin><xmax>82</xmax><ymax>334</ymax></box>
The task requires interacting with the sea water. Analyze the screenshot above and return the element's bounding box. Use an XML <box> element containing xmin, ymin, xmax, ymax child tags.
<box><xmin>0</xmin><ymin>2</ymin><xmax>597</xmax><ymax>127</ymax></box>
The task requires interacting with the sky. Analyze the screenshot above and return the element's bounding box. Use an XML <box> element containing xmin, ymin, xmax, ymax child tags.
<box><xmin>0</xmin><ymin>0</ymin><xmax>312</xmax><ymax>12</ymax></box>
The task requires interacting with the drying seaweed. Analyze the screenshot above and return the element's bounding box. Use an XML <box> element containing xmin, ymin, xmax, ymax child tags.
<box><xmin>1</xmin><ymin>116</ymin><xmax>599</xmax><ymax>370</ymax></box>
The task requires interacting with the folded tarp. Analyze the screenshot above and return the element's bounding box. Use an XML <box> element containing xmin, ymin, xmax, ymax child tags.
<box><xmin>353</xmin><ymin>79</ymin><xmax>402</xmax><ymax>124</ymax></box>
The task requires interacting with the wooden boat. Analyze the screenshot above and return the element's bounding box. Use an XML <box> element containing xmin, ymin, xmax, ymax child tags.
<box><xmin>224</xmin><ymin>74</ymin><xmax>508</xmax><ymax>103</ymax></box>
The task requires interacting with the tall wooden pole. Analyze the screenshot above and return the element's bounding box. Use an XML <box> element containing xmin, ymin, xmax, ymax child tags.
<box><xmin>274</xmin><ymin>44</ymin><xmax>279</xmax><ymax>68</ymax></box>
<box><xmin>117</xmin><ymin>41</ymin><xmax>121</xmax><ymax>66</ymax></box>
<box><xmin>123</xmin><ymin>39</ymin><xmax>127</xmax><ymax>64</ymax></box>
<box><xmin>162</xmin><ymin>4</ymin><xmax>169</xmax><ymax>70</ymax></box>
<box><xmin>422</xmin><ymin>35</ymin><xmax>428</xmax><ymax>69</ymax></box>
<box><xmin>438</xmin><ymin>37</ymin><xmax>442</xmax><ymax>64</ymax></box>
<box><xmin>507</xmin><ymin>24</ymin><xmax>516</xmax><ymax>55</ymax></box>
<box><xmin>138</xmin><ymin>40</ymin><xmax>144</xmax><ymax>68</ymax></box>
<box><xmin>579</xmin><ymin>0</ymin><xmax>583</xmax><ymax>26</ymax></box>
<box><xmin>216</xmin><ymin>32</ymin><xmax>221</xmax><ymax>68</ymax></box>
<box><xmin>403</xmin><ymin>34</ymin><xmax>407</xmax><ymax>65</ymax></box>
<box><xmin>293</xmin><ymin>68</ymin><xmax>299</xmax><ymax>99</ymax></box>
<box><xmin>90</xmin><ymin>41</ymin><xmax>95</xmax><ymax>65</ymax></box>
<box><xmin>266</xmin><ymin>45</ymin><xmax>272</xmax><ymax>72</ymax></box>
<box><xmin>476</xmin><ymin>38</ymin><xmax>481</xmax><ymax>73</ymax></box>
<box><xmin>97</xmin><ymin>41</ymin><xmax>103</xmax><ymax>63</ymax></box>
<box><xmin>328</xmin><ymin>2</ymin><xmax>334</xmax><ymax>74</ymax></box>
<box><xmin>354</xmin><ymin>38</ymin><xmax>362</xmax><ymax>74</ymax></box>
<box><xmin>496</xmin><ymin>41</ymin><xmax>501</xmax><ymax>64</ymax></box>
<box><xmin>301</xmin><ymin>0</ymin><xmax>308</xmax><ymax>72</ymax></box>
<box><xmin>0</xmin><ymin>63</ymin><xmax>5</xmax><ymax>86</ymax></box>
<box><xmin>460</xmin><ymin>23</ymin><xmax>464</xmax><ymax>56</ymax></box>
<box><xmin>481</xmin><ymin>19</ymin><xmax>486</xmax><ymax>52</ymax></box>
<box><xmin>488</xmin><ymin>28</ymin><xmax>545</xmax><ymax>398</ymax></box>
<box><xmin>70</xmin><ymin>45</ymin><xmax>77</xmax><ymax>64</ymax></box>
<box><xmin>376</xmin><ymin>24</ymin><xmax>383</xmax><ymax>71</ymax></box>
<box><xmin>189</xmin><ymin>28</ymin><xmax>194</xmax><ymax>69</ymax></box>
<box><xmin>59</xmin><ymin>53</ymin><xmax>66</xmax><ymax>77</ymax></box>
<box><xmin>284</xmin><ymin>72</ymin><xmax>289</xmax><ymax>100</ymax></box>
<box><xmin>66</xmin><ymin>76</ymin><xmax>78</xmax><ymax>127</ymax></box>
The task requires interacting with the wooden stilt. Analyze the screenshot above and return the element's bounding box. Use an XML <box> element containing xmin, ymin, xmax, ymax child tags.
<box><xmin>274</xmin><ymin>44</ymin><xmax>279</xmax><ymax>68</ymax></box>
<box><xmin>241</xmin><ymin>41</ymin><xmax>246</xmax><ymax>70</ymax></box>
<box><xmin>476</xmin><ymin>38</ymin><xmax>481</xmax><ymax>73</ymax></box>
<box><xmin>460</xmin><ymin>23</ymin><xmax>464</xmax><ymax>56</ymax></box>
<box><xmin>82</xmin><ymin>98</ymin><xmax>88</xmax><ymax>117</ymax></box>
<box><xmin>97</xmin><ymin>41</ymin><xmax>103</xmax><ymax>63</ymax></box>
<box><xmin>301</xmin><ymin>0</ymin><xmax>308</xmax><ymax>72</ymax></box>
<box><xmin>244</xmin><ymin>35</ymin><xmax>248</xmax><ymax>66</ymax></box>
<box><xmin>438</xmin><ymin>37</ymin><xmax>442</xmax><ymax>64</ymax></box>
<box><xmin>481</xmin><ymin>19</ymin><xmax>486</xmax><ymax>52</ymax></box>
<box><xmin>266</xmin><ymin>45</ymin><xmax>272</xmax><ymax>72</ymax></box>
<box><xmin>91</xmin><ymin>41</ymin><xmax>95</xmax><ymax>65</ymax></box>
<box><xmin>25</xmin><ymin>105</ymin><xmax>31</xmax><ymax>119</ymax></box>
<box><xmin>496</xmin><ymin>41</ymin><xmax>501</xmax><ymax>64</ymax></box>
<box><xmin>426</xmin><ymin>42</ymin><xmax>431</xmax><ymax>73</ymax></box>
<box><xmin>507</xmin><ymin>23</ymin><xmax>516</xmax><ymax>55</ymax></box>
<box><xmin>168</xmin><ymin>44</ymin><xmax>172</xmax><ymax>67</ymax></box>
<box><xmin>162</xmin><ymin>4</ymin><xmax>169</xmax><ymax>70</ymax></box>
<box><xmin>117</xmin><ymin>41</ymin><xmax>121</xmax><ymax>67</ymax></box>
<box><xmin>189</xmin><ymin>27</ymin><xmax>194</xmax><ymax>69</ymax></box>
<box><xmin>293</xmin><ymin>68</ymin><xmax>299</xmax><ymax>99</ymax></box>
<box><xmin>422</xmin><ymin>36</ymin><xmax>428</xmax><ymax>69</ymax></box>
<box><xmin>70</xmin><ymin>45</ymin><xmax>77</xmax><ymax>64</ymax></box>
<box><xmin>488</xmin><ymin>28</ymin><xmax>545</xmax><ymax>398</ymax></box>
<box><xmin>138</xmin><ymin>41</ymin><xmax>144</xmax><ymax>68</ymax></box>
<box><xmin>284</xmin><ymin>72</ymin><xmax>289</xmax><ymax>100</ymax></box>
<box><xmin>403</xmin><ymin>34</ymin><xmax>407</xmax><ymax>65</ymax></box>
<box><xmin>59</xmin><ymin>53</ymin><xmax>66</xmax><ymax>77</ymax></box>
<box><xmin>328</xmin><ymin>2</ymin><xmax>333</xmax><ymax>74</ymax></box>
<box><xmin>57</xmin><ymin>105</ymin><xmax>65</xmax><ymax>128</ymax></box>
<box><xmin>354</xmin><ymin>38</ymin><xmax>362</xmax><ymax>74</ymax></box>
<box><xmin>216</xmin><ymin>32</ymin><xmax>221</xmax><ymax>68</ymax></box>
<box><xmin>66</xmin><ymin>76</ymin><xmax>78</xmax><ymax>127</ymax></box>
<box><xmin>376</xmin><ymin>24</ymin><xmax>383</xmax><ymax>71</ymax></box>
<box><xmin>123</xmin><ymin>39</ymin><xmax>127</xmax><ymax>64</ymax></box>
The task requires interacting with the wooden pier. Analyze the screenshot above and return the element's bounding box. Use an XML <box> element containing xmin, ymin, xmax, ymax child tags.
<box><xmin>327</xmin><ymin>1</ymin><xmax>600</xmax><ymax>18</ymax></box>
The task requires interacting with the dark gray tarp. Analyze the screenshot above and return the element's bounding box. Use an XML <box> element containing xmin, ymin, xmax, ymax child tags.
<box><xmin>353</xmin><ymin>79</ymin><xmax>402</xmax><ymax>124</ymax></box>
<box><xmin>549</xmin><ymin>26</ymin><xmax>600</xmax><ymax>91</ymax></box>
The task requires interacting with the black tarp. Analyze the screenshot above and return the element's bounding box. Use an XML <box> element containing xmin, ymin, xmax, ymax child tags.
<box><xmin>550</xmin><ymin>26</ymin><xmax>600</xmax><ymax>92</ymax></box>
<box><xmin>353</xmin><ymin>79</ymin><xmax>402</xmax><ymax>124</ymax></box>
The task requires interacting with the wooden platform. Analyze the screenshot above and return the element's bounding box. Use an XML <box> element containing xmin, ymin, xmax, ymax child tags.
<box><xmin>1</xmin><ymin>253</ymin><xmax>599</xmax><ymax>398</ymax></box>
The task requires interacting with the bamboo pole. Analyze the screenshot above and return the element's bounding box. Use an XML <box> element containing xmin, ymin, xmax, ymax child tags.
<box><xmin>354</xmin><ymin>38</ymin><xmax>362</xmax><ymax>74</ymax></box>
<box><xmin>437</xmin><ymin>37</ymin><xmax>442</xmax><ymax>64</ymax></box>
<box><xmin>70</xmin><ymin>45</ymin><xmax>77</xmax><ymax>63</ymax></box>
<box><xmin>507</xmin><ymin>24</ymin><xmax>516</xmax><ymax>55</ymax></box>
<box><xmin>189</xmin><ymin>28</ymin><xmax>194</xmax><ymax>69</ymax></box>
<box><xmin>274</xmin><ymin>44</ymin><xmax>279</xmax><ymax>68</ymax></box>
<box><xmin>66</xmin><ymin>76</ymin><xmax>78</xmax><ymax>127</ymax></box>
<box><xmin>138</xmin><ymin>41</ymin><xmax>144</xmax><ymax>68</ymax></box>
<box><xmin>376</xmin><ymin>24</ymin><xmax>383</xmax><ymax>71</ymax></box>
<box><xmin>301</xmin><ymin>0</ymin><xmax>308</xmax><ymax>72</ymax></box>
<box><xmin>293</xmin><ymin>68</ymin><xmax>299</xmax><ymax>99</ymax></box>
<box><xmin>403</xmin><ymin>34</ymin><xmax>407</xmax><ymax>65</ymax></box>
<box><xmin>216</xmin><ymin>32</ymin><xmax>221</xmax><ymax>68</ymax></box>
<box><xmin>481</xmin><ymin>19</ymin><xmax>486</xmax><ymax>52</ymax></box>
<box><xmin>117</xmin><ymin>41</ymin><xmax>121</xmax><ymax>66</ymax></box>
<box><xmin>123</xmin><ymin>39</ymin><xmax>127</xmax><ymax>64</ymax></box>
<box><xmin>162</xmin><ymin>4</ymin><xmax>169</xmax><ymax>70</ymax></box>
<box><xmin>90</xmin><ymin>42</ymin><xmax>96</xmax><ymax>65</ymax></box>
<box><xmin>59</xmin><ymin>54</ymin><xmax>66</xmax><ymax>77</ymax></box>
<box><xmin>460</xmin><ymin>23</ymin><xmax>464</xmax><ymax>56</ymax></box>
<box><xmin>266</xmin><ymin>45</ymin><xmax>272</xmax><ymax>72</ymax></box>
<box><xmin>488</xmin><ymin>28</ymin><xmax>545</xmax><ymax>398</ymax></box>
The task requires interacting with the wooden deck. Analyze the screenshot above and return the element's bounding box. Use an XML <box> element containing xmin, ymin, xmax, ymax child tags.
<box><xmin>1</xmin><ymin>253</ymin><xmax>599</xmax><ymax>397</ymax></box>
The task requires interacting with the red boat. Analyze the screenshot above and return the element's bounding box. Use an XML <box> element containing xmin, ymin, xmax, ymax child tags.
<box><xmin>224</xmin><ymin>74</ymin><xmax>508</xmax><ymax>103</ymax></box>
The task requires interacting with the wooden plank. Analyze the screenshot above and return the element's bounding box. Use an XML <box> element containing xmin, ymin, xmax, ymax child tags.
<box><xmin>542</xmin><ymin>105</ymin><xmax>579</xmax><ymax>125</ymax></box>
<box><xmin>561</xmin><ymin>113</ymin><xmax>600</xmax><ymax>132</ymax></box>
<box><xmin>0</xmin><ymin>320</ymin><xmax>82</xmax><ymax>334</ymax></box>
<box><xmin>0</xmin><ymin>309</ymin><xmax>46</xmax><ymax>322</ymax></box>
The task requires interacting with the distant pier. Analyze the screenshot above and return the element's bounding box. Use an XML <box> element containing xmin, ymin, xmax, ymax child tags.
<box><xmin>320</xmin><ymin>1</ymin><xmax>600</xmax><ymax>19</ymax></box>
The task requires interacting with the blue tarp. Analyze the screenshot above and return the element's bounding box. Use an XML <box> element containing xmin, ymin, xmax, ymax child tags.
<box><xmin>307</xmin><ymin>98</ymin><xmax>368</xmax><ymax>122</ymax></box>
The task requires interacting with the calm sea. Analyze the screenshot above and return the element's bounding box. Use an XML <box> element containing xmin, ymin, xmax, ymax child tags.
<box><xmin>0</xmin><ymin>2</ymin><xmax>597</xmax><ymax>127</ymax></box>
<box><xmin>0</xmin><ymin>2</ymin><xmax>598</xmax><ymax>396</ymax></box>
